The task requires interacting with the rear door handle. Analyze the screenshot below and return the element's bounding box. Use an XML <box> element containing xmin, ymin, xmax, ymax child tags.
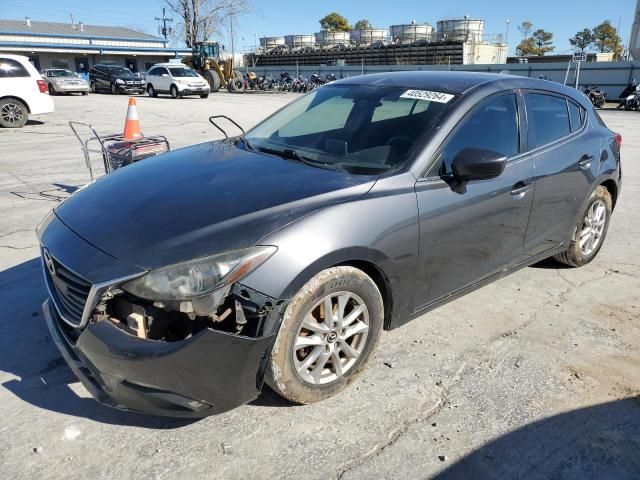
<box><xmin>578</xmin><ymin>155</ymin><xmax>594</xmax><ymax>170</ymax></box>
<box><xmin>511</xmin><ymin>182</ymin><xmax>532</xmax><ymax>199</ymax></box>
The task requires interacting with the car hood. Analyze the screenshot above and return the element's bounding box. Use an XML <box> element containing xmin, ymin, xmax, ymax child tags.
<box><xmin>55</xmin><ymin>141</ymin><xmax>376</xmax><ymax>269</ymax></box>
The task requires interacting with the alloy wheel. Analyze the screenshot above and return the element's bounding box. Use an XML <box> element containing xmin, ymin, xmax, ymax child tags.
<box><xmin>293</xmin><ymin>291</ymin><xmax>369</xmax><ymax>385</ymax></box>
<box><xmin>1</xmin><ymin>102</ymin><xmax>25</xmax><ymax>126</ymax></box>
<box><xmin>579</xmin><ymin>199</ymin><xmax>607</xmax><ymax>256</ymax></box>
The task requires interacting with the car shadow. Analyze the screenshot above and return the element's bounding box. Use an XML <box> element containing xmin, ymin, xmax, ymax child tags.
<box><xmin>0</xmin><ymin>257</ymin><xmax>291</xmax><ymax>426</ymax></box>
<box><xmin>25</xmin><ymin>119</ymin><xmax>45</xmax><ymax>126</ymax></box>
<box><xmin>528</xmin><ymin>257</ymin><xmax>572</xmax><ymax>270</ymax></box>
<box><xmin>435</xmin><ymin>397</ymin><xmax>640</xmax><ymax>479</ymax></box>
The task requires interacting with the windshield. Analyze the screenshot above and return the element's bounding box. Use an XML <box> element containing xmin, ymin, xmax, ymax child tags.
<box><xmin>169</xmin><ymin>67</ymin><xmax>198</xmax><ymax>77</ymax></box>
<box><xmin>245</xmin><ymin>84</ymin><xmax>453</xmax><ymax>174</ymax></box>
<box><xmin>106</xmin><ymin>66</ymin><xmax>133</xmax><ymax>76</ymax></box>
<box><xmin>48</xmin><ymin>70</ymin><xmax>75</xmax><ymax>77</ymax></box>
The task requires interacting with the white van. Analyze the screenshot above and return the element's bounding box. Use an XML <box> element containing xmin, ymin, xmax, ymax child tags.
<box><xmin>0</xmin><ymin>54</ymin><xmax>54</xmax><ymax>127</ymax></box>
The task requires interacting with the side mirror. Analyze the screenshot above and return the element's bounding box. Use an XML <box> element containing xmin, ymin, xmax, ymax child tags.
<box><xmin>451</xmin><ymin>148</ymin><xmax>507</xmax><ymax>181</ymax></box>
<box><xmin>161</xmin><ymin>73</ymin><xmax>169</xmax><ymax>77</ymax></box>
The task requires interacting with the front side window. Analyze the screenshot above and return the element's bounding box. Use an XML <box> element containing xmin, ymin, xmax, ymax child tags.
<box><xmin>147</xmin><ymin>67</ymin><xmax>160</xmax><ymax>76</ymax></box>
<box><xmin>245</xmin><ymin>85</ymin><xmax>453</xmax><ymax>173</ymax></box>
<box><xmin>0</xmin><ymin>58</ymin><xmax>29</xmax><ymax>78</ymax></box>
<box><xmin>106</xmin><ymin>66</ymin><xmax>132</xmax><ymax>76</ymax></box>
<box><xmin>525</xmin><ymin>93</ymin><xmax>571</xmax><ymax>149</ymax></box>
<box><xmin>438</xmin><ymin>93</ymin><xmax>519</xmax><ymax>174</ymax></box>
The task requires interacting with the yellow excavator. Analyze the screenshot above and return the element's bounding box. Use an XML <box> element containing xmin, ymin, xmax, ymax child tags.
<box><xmin>182</xmin><ymin>42</ymin><xmax>244</xmax><ymax>93</ymax></box>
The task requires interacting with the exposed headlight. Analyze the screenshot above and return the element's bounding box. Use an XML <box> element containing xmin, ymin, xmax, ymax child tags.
<box><xmin>115</xmin><ymin>78</ymin><xmax>125</xmax><ymax>84</ymax></box>
<box><xmin>121</xmin><ymin>246</ymin><xmax>276</xmax><ymax>300</ymax></box>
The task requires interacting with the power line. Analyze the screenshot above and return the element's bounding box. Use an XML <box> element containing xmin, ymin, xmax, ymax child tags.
<box><xmin>155</xmin><ymin>8</ymin><xmax>174</xmax><ymax>40</ymax></box>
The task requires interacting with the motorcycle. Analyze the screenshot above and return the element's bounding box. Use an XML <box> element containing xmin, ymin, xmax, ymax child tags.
<box><xmin>618</xmin><ymin>80</ymin><xmax>639</xmax><ymax>110</ymax></box>
<box><xmin>583</xmin><ymin>85</ymin><xmax>606</xmax><ymax>109</ymax></box>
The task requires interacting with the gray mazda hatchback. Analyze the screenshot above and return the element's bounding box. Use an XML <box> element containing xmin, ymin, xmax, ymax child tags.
<box><xmin>38</xmin><ymin>72</ymin><xmax>621</xmax><ymax>416</ymax></box>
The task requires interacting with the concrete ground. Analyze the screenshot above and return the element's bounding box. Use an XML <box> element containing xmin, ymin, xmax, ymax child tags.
<box><xmin>0</xmin><ymin>92</ymin><xmax>639</xmax><ymax>480</ymax></box>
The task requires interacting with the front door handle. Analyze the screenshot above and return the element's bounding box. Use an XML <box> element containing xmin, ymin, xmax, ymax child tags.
<box><xmin>511</xmin><ymin>182</ymin><xmax>532</xmax><ymax>199</ymax></box>
<box><xmin>578</xmin><ymin>155</ymin><xmax>594</xmax><ymax>170</ymax></box>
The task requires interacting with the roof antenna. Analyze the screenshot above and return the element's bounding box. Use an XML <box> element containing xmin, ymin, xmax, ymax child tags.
<box><xmin>70</xmin><ymin>13</ymin><xmax>75</xmax><ymax>28</ymax></box>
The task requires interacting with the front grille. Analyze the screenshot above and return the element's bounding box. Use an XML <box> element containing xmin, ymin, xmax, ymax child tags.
<box><xmin>43</xmin><ymin>251</ymin><xmax>92</xmax><ymax>327</ymax></box>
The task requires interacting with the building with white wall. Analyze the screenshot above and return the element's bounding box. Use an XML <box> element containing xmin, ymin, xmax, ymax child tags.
<box><xmin>0</xmin><ymin>18</ymin><xmax>190</xmax><ymax>73</ymax></box>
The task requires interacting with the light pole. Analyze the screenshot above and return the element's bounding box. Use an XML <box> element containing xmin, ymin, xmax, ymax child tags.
<box><xmin>505</xmin><ymin>19</ymin><xmax>511</xmax><ymax>63</ymax></box>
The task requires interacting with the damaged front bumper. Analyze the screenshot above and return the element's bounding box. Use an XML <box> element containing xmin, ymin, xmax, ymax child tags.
<box><xmin>44</xmin><ymin>299</ymin><xmax>276</xmax><ymax>417</ymax></box>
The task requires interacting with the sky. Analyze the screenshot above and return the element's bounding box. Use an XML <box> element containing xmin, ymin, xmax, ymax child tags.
<box><xmin>1</xmin><ymin>0</ymin><xmax>637</xmax><ymax>56</ymax></box>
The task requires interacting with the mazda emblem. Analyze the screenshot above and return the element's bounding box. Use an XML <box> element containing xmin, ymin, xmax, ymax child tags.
<box><xmin>43</xmin><ymin>249</ymin><xmax>56</xmax><ymax>277</ymax></box>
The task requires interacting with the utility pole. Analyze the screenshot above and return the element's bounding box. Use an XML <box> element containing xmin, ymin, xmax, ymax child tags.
<box><xmin>155</xmin><ymin>8</ymin><xmax>173</xmax><ymax>41</ymax></box>
<box><xmin>230</xmin><ymin>14</ymin><xmax>235</xmax><ymax>64</ymax></box>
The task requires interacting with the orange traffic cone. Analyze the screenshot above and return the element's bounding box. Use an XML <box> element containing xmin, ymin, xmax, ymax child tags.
<box><xmin>122</xmin><ymin>97</ymin><xmax>142</xmax><ymax>140</ymax></box>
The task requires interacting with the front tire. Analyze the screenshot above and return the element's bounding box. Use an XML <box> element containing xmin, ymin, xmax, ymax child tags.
<box><xmin>147</xmin><ymin>84</ymin><xmax>157</xmax><ymax>97</ymax></box>
<box><xmin>48</xmin><ymin>84</ymin><xmax>56</xmax><ymax>95</ymax></box>
<box><xmin>554</xmin><ymin>186</ymin><xmax>612</xmax><ymax>267</ymax></box>
<box><xmin>267</xmin><ymin>266</ymin><xmax>383</xmax><ymax>404</ymax></box>
<box><xmin>110</xmin><ymin>83</ymin><xmax>118</xmax><ymax>95</ymax></box>
<box><xmin>170</xmin><ymin>85</ymin><xmax>180</xmax><ymax>99</ymax></box>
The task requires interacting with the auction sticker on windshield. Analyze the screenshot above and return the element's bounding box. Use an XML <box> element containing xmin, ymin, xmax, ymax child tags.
<box><xmin>400</xmin><ymin>90</ymin><xmax>455</xmax><ymax>103</ymax></box>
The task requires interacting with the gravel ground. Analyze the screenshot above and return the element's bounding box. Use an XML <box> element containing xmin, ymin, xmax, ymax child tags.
<box><xmin>0</xmin><ymin>93</ymin><xmax>639</xmax><ymax>480</ymax></box>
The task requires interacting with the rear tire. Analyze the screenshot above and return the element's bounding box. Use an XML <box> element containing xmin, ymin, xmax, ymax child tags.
<box><xmin>90</xmin><ymin>81</ymin><xmax>96</xmax><ymax>93</ymax></box>
<box><xmin>0</xmin><ymin>98</ymin><xmax>28</xmax><ymax>128</ymax></box>
<box><xmin>266</xmin><ymin>266</ymin><xmax>384</xmax><ymax>404</ymax></box>
<box><xmin>554</xmin><ymin>186</ymin><xmax>612</xmax><ymax>267</ymax></box>
<box><xmin>204</xmin><ymin>70</ymin><xmax>221</xmax><ymax>92</ymax></box>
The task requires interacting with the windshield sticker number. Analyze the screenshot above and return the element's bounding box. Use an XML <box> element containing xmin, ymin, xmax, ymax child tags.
<box><xmin>400</xmin><ymin>90</ymin><xmax>454</xmax><ymax>103</ymax></box>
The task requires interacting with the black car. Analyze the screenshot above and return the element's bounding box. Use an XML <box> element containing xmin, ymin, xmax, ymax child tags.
<box><xmin>38</xmin><ymin>72</ymin><xmax>621</xmax><ymax>417</ymax></box>
<box><xmin>89</xmin><ymin>64</ymin><xmax>145</xmax><ymax>95</ymax></box>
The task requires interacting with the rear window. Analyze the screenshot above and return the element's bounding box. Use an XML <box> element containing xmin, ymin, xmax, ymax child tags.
<box><xmin>0</xmin><ymin>58</ymin><xmax>30</xmax><ymax>78</ymax></box>
<box><xmin>525</xmin><ymin>93</ymin><xmax>571</xmax><ymax>149</ymax></box>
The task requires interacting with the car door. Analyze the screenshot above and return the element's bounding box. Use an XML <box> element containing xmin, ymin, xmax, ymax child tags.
<box><xmin>521</xmin><ymin>92</ymin><xmax>600</xmax><ymax>257</ymax></box>
<box><xmin>96</xmin><ymin>66</ymin><xmax>109</xmax><ymax>90</ymax></box>
<box><xmin>156</xmin><ymin>67</ymin><xmax>170</xmax><ymax>92</ymax></box>
<box><xmin>146</xmin><ymin>67</ymin><xmax>159</xmax><ymax>90</ymax></box>
<box><xmin>413</xmin><ymin>91</ymin><xmax>535</xmax><ymax>309</ymax></box>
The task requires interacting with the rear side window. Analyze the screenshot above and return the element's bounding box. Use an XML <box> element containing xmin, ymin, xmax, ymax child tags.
<box><xmin>0</xmin><ymin>58</ymin><xmax>30</xmax><ymax>78</ymax></box>
<box><xmin>568</xmin><ymin>101</ymin><xmax>585</xmax><ymax>132</ymax></box>
<box><xmin>439</xmin><ymin>93</ymin><xmax>520</xmax><ymax>173</ymax></box>
<box><xmin>525</xmin><ymin>93</ymin><xmax>571</xmax><ymax>149</ymax></box>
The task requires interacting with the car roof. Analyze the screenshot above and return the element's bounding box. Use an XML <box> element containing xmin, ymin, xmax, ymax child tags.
<box><xmin>331</xmin><ymin>71</ymin><xmax>582</xmax><ymax>100</ymax></box>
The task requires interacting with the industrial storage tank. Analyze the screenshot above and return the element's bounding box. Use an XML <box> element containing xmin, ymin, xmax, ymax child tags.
<box><xmin>350</xmin><ymin>28</ymin><xmax>388</xmax><ymax>47</ymax></box>
<box><xmin>259</xmin><ymin>36</ymin><xmax>285</xmax><ymax>52</ymax></box>
<box><xmin>437</xmin><ymin>19</ymin><xmax>485</xmax><ymax>43</ymax></box>
<box><xmin>284</xmin><ymin>34</ymin><xmax>316</xmax><ymax>50</ymax></box>
<box><xmin>389</xmin><ymin>22</ymin><xmax>433</xmax><ymax>45</ymax></box>
<box><xmin>315</xmin><ymin>31</ymin><xmax>351</xmax><ymax>48</ymax></box>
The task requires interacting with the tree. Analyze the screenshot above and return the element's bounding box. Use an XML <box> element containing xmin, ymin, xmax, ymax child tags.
<box><xmin>569</xmin><ymin>28</ymin><xmax>594</xmax><ymax>52</ymax></box>
<box><xmin>319</xmin><ymin>12</ymin><xmax>351</xmax><ymax>32</ymax></box>
<box><xmin>518</xmin><ymin>21</ymin><xmax>533</xmax><ymax>39</ymax></box>
<box><xmin>163</xmin><ymin>0</ymin><xmax>249</xmax><ymax>48</ymax></box>
<box><xmin>592</xmin><ymin>20</ymin><xmax>623</xmax><ymax>59</ymax></box>
<box><xmin>532</xmin><ymin>29</ymin><xmax>554</xmax><ymax>55</ymax></box>
<box><xmin>516</xmin><ymin>27</ymin><xmax>554</xmax><ymax>56</ymax></box>
<box><xmin>354</xmin><ymin>19</ymin><xmax>372</xmax><ymax>30</ymax></box>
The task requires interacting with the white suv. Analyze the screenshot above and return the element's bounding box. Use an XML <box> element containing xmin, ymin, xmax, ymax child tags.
<box><xmin>0</xmin><ymin>54</ymin><xmax>54</xmax><ymax>128</ymax></box>
<box><xmin>146</xmin><ymin>64</ymin><xmax>210</xmax><ymax>99</ymax></box>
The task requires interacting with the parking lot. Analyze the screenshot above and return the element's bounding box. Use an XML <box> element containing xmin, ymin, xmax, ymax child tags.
<box><xmin>1</xmin><ymin>93</ymin><xmax>639</xmax><ymax>479</ymax></box>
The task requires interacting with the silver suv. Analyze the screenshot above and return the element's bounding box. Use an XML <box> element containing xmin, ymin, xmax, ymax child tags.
<box><xmin>146</xmin><ymin>64</ymin><xmax>210</xmax><ymax>99</ymax></box>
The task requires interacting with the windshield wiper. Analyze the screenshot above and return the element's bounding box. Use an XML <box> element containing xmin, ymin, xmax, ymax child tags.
<box><xmin>234</xmin><ymin>136</ymin><xmax>256</xmax><ymax>152</ymax></box>
<box><xmin>255</xmin><ymin>145</ymin><xmax>347</xmax><ymax>172</ymax></box>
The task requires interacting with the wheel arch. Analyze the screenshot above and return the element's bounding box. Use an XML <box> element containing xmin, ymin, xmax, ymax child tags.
<box><xmin>0</xmin><ymin>95</ymin><xmax>31</xmax><ymax>113</ymax></box>
<box><xmin>600</xmin><ymin>178</ymin><xmax>618</xmax><ymax>209</ymax></box>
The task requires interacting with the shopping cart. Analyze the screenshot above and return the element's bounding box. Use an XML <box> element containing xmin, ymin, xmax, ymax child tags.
<box><xmin>69</xmin><ymin>121</ymin><xmax>170</xmax><ymax>182</ymax></box>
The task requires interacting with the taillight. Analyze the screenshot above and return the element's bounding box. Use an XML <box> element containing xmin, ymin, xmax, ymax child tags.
<box><xmin>614</xmin><ymin>133</ymin><xmax>622</xmax><ymax>148</ymax></box>
<box><xmin>37</xmin><ymin>79</ymin><xmax>48</xmax><ymax>94</ymax></box>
